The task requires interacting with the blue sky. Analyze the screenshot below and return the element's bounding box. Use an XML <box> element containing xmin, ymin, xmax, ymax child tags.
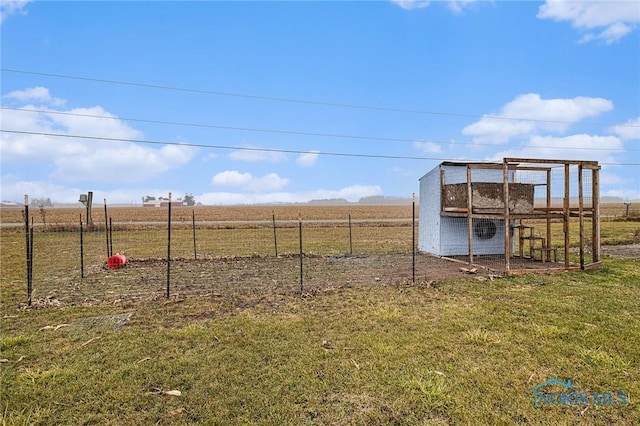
<box><xmin>1</xmin><ymin>0</ymin><xmax>639</xmax><ymax>205</ymax></box>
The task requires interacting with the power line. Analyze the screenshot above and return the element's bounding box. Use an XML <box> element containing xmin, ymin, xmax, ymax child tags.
<box><xmin>2</xmin><ymin>129</ymin><xmax>639</xmax><ymax>166</ymax></box>
<box><xmin>3</xmin><ymin>68</ymin><xmax>638</xmax><ymax>129</ymax></box>
<box><xmin>2</xmin><ymin>106</ymin><xmax>637</xmax><ymax>152</ymax></box>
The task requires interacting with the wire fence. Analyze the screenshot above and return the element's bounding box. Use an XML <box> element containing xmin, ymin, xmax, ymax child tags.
<box><xmin>9</xmin><ymin>204</ymin><xmax>455</xmax><ymax>306</ymax></box>
<box><xmin>4</xmin><ymin>191</ymin><xmax>635</xmax><ymax>307</ymax></box>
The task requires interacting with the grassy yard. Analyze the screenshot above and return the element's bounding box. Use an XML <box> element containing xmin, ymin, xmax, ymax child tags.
<box><xmin>1</xmin><ymin>213</ymin><xmax>639</xmax><ymax>424</ymax></box>
<box><xmin>1</xmin><ymin>258</ymin><xmax>639</xmax><ymax>425</ymax></box>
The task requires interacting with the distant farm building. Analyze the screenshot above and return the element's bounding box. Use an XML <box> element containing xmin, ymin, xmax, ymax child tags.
<box><xmin>142</xmin><ymin>195</ymin><xmax>186</xmax><ymax>208</ymax></box>
<box><xmin>418</xmin><ymin>158</ymin><xmax>601</xmax><ymax>274</ymax></box>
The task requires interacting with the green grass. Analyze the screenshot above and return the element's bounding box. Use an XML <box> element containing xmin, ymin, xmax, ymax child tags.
<box><xmin>1</xmin><ymin>219</ymin><xmax>639</xmax><ymax>424</ymax></box>
<box><xmin>1</xmin><ymin>258</ymin><xmax>639</xmax><ymax>425</ymax></box>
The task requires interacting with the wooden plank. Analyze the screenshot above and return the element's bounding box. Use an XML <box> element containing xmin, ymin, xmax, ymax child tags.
<box><xmin>583</xmin><ymin>261</ymin><xmax>602</xmax><ymax>271</ymax></box>
<box><xmin>592</xmin><ymin>168</ymin><xmax>601</xmax><ymax>263</ymax></box>
<box><xmin>564</xmin><ymin>164</ymin><xmax>570</xmax><ymax>268</ymax></box>
<box><xmin>504</xmin><ymin>158</ymin><xmax>599</xmax><ymax>167</ymax></box>
<box><xmin>467</xmin><ymin>165</ymin><xmax>473</xmax><ymax>265</ymax></box>
<box><xmin>503</xmin><ymin>161</ymin><xmax>511</xmax><ymax>273</ymax></box>
<box><xmin>579</xmin><ymin>164</ymin><xmax>584</xmax><ymax>269</ymax></box>
<box><xmin>546</xmin><ymin>168</ymin><xmax>552</xmax><ymax>264</ymax></box>
<box><xmin>440</xmin><ymin>169</ymin><xmax>446</xmax><ymax>215</ymax></box>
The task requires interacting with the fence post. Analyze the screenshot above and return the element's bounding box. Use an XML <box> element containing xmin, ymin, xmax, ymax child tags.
<box><xmin>412</xmin><ymin>193</ymin><xmax>416</xmax><ymax>284</ymax></box>
<box><xmin>192</xmin><ymin>210</ymin><xmax>197</xmax><ymax>260</ymax></box>
<box><xmin>166</xmin><ymin>192</ymin><xmax>172</xmax><ymax>298</ymax></box>
<box><xmin>24</xmin><ymin>195</ymin><xmax>32</xmax><ymax>306</ymax></box>
<box><xmin>80</xmin><ymin>214</ymin><xmax>84</xmax><ymax>279</ymax></box>
<box><xmin>109</xmin><ymin>217</ymin><xmax>113</xmax><ymax>257</ymax></box>
<box><xmin>272</xmin><ymin>212</ymin><xmax>278</xmax><ymax>257</ymax></box>
<box><xmin>104</xmin><ymin>198</ymin><xmax>110</xmax><ymax>258</ymax></box>
<box><xmin>348</xmin><ymin>214</ymin><xmax>353</xmax><ymax>255</ymax></box>
<box><xmin>29</xmin><ymin>219</ymin><xmax>34</xmax><ymax>303</ymax></box>
<box><xmin>299</xmin><ymin>215</ymin><xmax>303</xmax><ymax>293</ymax></box>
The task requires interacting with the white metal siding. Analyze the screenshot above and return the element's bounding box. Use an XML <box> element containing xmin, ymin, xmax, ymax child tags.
<box><xmin>418</xmin><ymin>163</ymin><xmax>513</xmax><ymax>256</ymax></box>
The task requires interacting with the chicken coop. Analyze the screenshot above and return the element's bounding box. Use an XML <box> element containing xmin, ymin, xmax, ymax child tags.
<box><xmin>418</xmin><ymin>158</ymin><xmax>601</xmax><ymax>274</ymax></box>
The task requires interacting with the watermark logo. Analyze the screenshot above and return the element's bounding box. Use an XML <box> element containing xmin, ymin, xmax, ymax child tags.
<box><xmin>531</xmin><ymin>378</ymin><xmax>628</xmax><ymax>408</ymax></box>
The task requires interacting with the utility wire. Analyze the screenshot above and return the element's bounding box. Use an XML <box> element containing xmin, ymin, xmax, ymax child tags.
<box><xmin>2</xmin><ymin>129</ymin><xmax>638</xmax><ymax>166</ymax></box>
<box><xmin>3</xmin><ymin>68</ymin><xmax>638</xmax><ymax>129</ymax></box>
<box><xmin>2</xmin><ymin>106</ymin><xmax>636</xmax><ymax>152</ymax></box>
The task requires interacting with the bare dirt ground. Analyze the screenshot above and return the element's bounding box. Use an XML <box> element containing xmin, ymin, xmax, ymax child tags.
<box><xmin>31</xmin><ymin>253</ymin><xmax>499</xmax><ymax>307</ymax></box>
<box><xmin>26</xmin><ymin>247</ymin><xmax>638</xmax><ymax>308</ymax></box>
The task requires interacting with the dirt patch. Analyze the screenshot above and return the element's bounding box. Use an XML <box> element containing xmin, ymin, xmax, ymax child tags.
<box><xmin>34</xmin><ymin>253</ymin><xmax>497</xmax><ymax>306</ymax></box>
<box><xmin>601</xmin><ymin>244</ymin><xmax>640</xmax><ymax>259</ymax></box>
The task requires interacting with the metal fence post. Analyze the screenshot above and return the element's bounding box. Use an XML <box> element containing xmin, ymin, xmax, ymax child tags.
<box><xmin>166</xmin><ymin>193</ymin><xmax>172</xmax><ymax>298</ymax></box>
<box><xmin>299</xmin><ymin>216</ymin><xmax>303</xmax><ymax>293</ymax></box>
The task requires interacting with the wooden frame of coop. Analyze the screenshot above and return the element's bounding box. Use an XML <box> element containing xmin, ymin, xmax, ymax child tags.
<box><xmin>439</xmin><ymin>157</ymin><xmax>601</xmax><ymax>274</ymax></box>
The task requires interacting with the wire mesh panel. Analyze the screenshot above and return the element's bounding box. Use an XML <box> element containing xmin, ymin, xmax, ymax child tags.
<box><xmin>417</xmin><ymin>159</ymin><xmax>601</xmax><ymax>275</ymax></box>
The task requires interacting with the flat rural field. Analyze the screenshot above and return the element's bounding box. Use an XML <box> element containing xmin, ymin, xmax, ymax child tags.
<box><xmin>0</xmin><ymin>204</ymin><xmax>414</xmax><ymax>225</ymax></box>
<box><xmin>1</xmin><ymin>204</ymin><xmax>639</xmax><ymax>425</ymax></box>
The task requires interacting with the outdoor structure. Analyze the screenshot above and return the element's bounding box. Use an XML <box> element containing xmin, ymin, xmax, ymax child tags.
<box><xmin>142</xmin><ymin>195</ymin><xmax>185</xmax><ymax>208</ymax></box>
<box><xmin>418</xmin><ymin>158</ymin><xmax>601</xmax><ymax>274</ymax></box>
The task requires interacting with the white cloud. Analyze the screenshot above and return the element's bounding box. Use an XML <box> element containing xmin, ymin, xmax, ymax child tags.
<box><xmin>198</xmin><ymin>184</ymin><xmax>383</xmax><ymax>205</ymax></box>
<box><xmin>212</xmin><ymin>170</ymin><xmax>252</xmax><ymax>187</ymax></box>
<box><xmin>297</xmin><ymin>151</ymin><xmax>320</xmax><ymax>167</ymax></box>
<box><xmin>391</xmin><ymin>0</ymin><xmax>430</xmax><ymax>11</ymax></box>
<box><xmin>3</xmin><ymin>86</ymin><xmax>66</xmax><ymax>106</ymax></box>
<box><xmin>538</xmin><ymin>0</ymin><xmax>640</xmax><ymax>44</ymax></box>
<box><xmin>447</xmin><ymin>0</ymin><xmax>480</xmax><ymax>14</ymax></box>
<box><xmin>490</xmin><ymin>134</ymin><xmax>623</xmax><ymax>164</ymax></box>
<box><xmin>463</xmin><ymin>93</ymin><xmax>613</xmax><ymax>144</ymax></box>
<box><xmin>51</xmin><ymin>141</ymin><xmax>196</xmax><ymax>183</ymax></box>
<box><xmin>0</xmin><ymin>0</ymin><xmax>32</xmax><ymax>23</ymax></box>
<box><xmin>211</xmin><ymin>170</ymin><xmax>289</xmax><ymax>192</ymax></box>
<box><xmin>413</xmin><ymin>140</ymin><xmax>442</xmax><ymax>153</ymax></box>
<box><xmin>229</xmin><ymin>146</ymin><xmax>286</xmax><ymax>162</ymax></box>
<box><xmin>609</xmin><ymin>117</ymin><xmax>640</xmax><ymax>140</ymax></box>
<box><xmin>0</xmin><ymin>88</ymin><xmax>196</xmax><ymax>182</ymax></box>
<box><xmin>249</xmin><ymin>173</ymin><xmax>289</xmax><ymax>192</ymax></box>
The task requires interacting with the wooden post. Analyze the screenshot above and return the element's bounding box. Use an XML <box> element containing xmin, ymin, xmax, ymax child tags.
<box><xmin>466</xmin><ymin>165</ymin><xmax>473</xmax><ymax>265</ymax></box>
<box><xmin>80</xmin><ymin>214</ymin><xmax>84</xmax><ymax>279</ymax></box>
<box><xmin>412</xmin><ymin>193</ymin><xmax>416</xmax><ymax>283</ymax></box>
<box><xmin>546</xmin><ymin>169</ymin><xmax>552</xmax><ymax>260</ymax></box>
<box><xmin>503</xmin><ymin>161</ymin><xmax>511</xmax><ymax>273</ymax></box>
<box><xmin>564</xmin><ymin>164</ymin><xmax>570</xmax><ymax>268</ymax></box>
<box><xmin>592</xmin><ymin>167</ymin><xmax>601</xmax><ymax>263</ymax></box>
<box><xmin>86</xmin><ymin>191</ymin><xmax>93</xmax><ymax>226</ymax></box>
<box><xmin>578</xmin><ymin>164</ymin><xmax>585</xmax><ymax>269</ymax></box>
<box><xmin>440</xmin><ymin>169</ymin><xmax>446</xmax><ymax>214</ymax></box>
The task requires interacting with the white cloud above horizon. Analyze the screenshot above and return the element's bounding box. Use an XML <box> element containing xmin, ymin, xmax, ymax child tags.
<box><xmin>212</xmin><ymin>170</ymin><xmax>289</xmax><ymax>193</ymax></box>
<box><xmin>609</xmin><ymin>117</ymin><xmax>640</xmax><ymax>141</ymax></box>
<box><xmin>198</xmin><ymin>183</ymin><xmax>383</xmax><ymax>205</ymax></box>
<box><xmin>391</xmin><ymin>0</ymin><xmax>430</xmax><ymax>11</ymax></box>
<box><xmin>413</xmin><ymin>140</ymin><xmax>442</xmax><ymax>154</ymax></box>
<box><xmin>0</xmin><ymin>0</ymin><xmax>32</xmax><ymax>23</ymax></box>
<box><xmin>0</xmin><ymin>89</ymin><xmax>197</xmax><ymax>183</ymax></box>
<box><xmin>462</xmin><ymin>93</ymin><xmax>613</xmax><ymax>144</ymax></box>
<box><xmin>297</xmin><ymin>151</ymin><xmax>320</xmax><ymax>167</ymax></box>
<box><xmin>537</xmin><ymin>0</ymin><xmax>640</xmax><ymax>44</ymax></box>
<box><xmin>3</xmin><ymin>86</ymin><xmax>66</xmax><ymax>107</ymax></box>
